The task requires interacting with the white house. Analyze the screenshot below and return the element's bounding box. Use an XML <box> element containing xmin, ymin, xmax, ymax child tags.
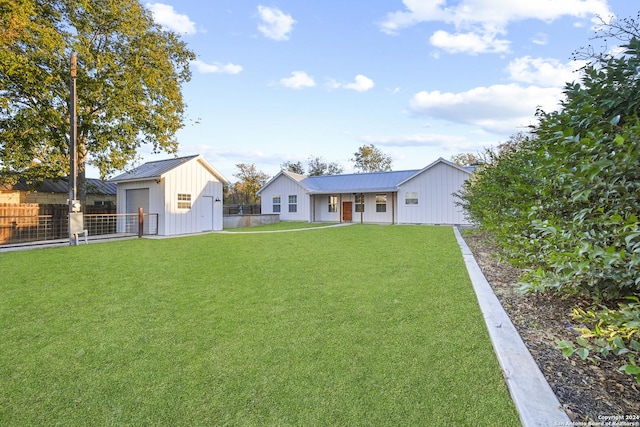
<box><xmin>257</xmin><ymin>157</ymin><xmax>473</xmax><ymax>225</ymax></box>
<box><xmin>110</xmin><ymin>155</ymin><xmax>229</xmax><ymax>235</ymax></box>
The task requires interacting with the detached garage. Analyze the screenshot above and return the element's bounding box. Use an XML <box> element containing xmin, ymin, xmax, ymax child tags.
<box><xmin>110</xmin><ymin>155</ymin><xmax>229</xmax><ymax>236</ymax></box>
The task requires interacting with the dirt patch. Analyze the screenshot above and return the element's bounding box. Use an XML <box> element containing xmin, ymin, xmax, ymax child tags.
<box><xmin>461</xmin><ymin>230</ymin><xmax>640</xmax><ymax>423</ymax></box>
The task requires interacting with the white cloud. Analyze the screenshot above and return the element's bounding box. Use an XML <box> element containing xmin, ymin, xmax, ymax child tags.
<box><xmin>409</xmin><ymin>84</ymin><xmax>563</xmax><ymax>134</ymax></box>
<box><xmin>344</xmin><ymin>74</ymin><xmax>375</xmax><ymax>92</ymax></box>
<box><xmin>327</xmin><ymin>74</ymin><xmax>375</xmax><ymax>92</ymax></box>
<box><xmin>379</xmin><ymin>0</ymin><xmax>613</xmax><ymax>54</ymax></box>
<box><xmin>277</xmin><ymin>71</ymin><xmax>316</xmax><ymax>89</ymax></box>
<box><xmin>191</xmin><ymin>60</ymin><xmax>243</xmax><ymax>75</ymax></box>
<box><xmin>430</xmin><ymin>29</ymin><xmax>510</xmax><ymax>54</ymax></box>
<box><xmin>531</xmin><ymin>32</ymin><xmax>548</xmax><ymax>45</ymax></box>
<box><xmin>506</xmin><ymin>56</ymin><xmax>585</xmax><ymax>87</ymax></box>
<box><xmin>257</xmin><ymin>5</ymin><xmax>296</xmax><ymax>41</ymax></box>
<box><xmin>146</xmin><ymin>3</ymin><xmax>197</xmax><ymax>35</ymax></box>
<box><xmin>360</xmin><ymin>133</ymin><xmax>467</xmax><ymax>147</ymax></box>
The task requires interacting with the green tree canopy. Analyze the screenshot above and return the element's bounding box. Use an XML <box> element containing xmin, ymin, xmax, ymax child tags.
<box><xmin>0</xmin><ymin>0</ymin><xmax>195</xmax><ymax>203</ymax></box>
<box><xmin>232</xmin><ymin>163</ymin><xmax>269</xmax><ymax>205</ymax></box>
<box><xmin>280</xmin><ymin>160</ymin><xmax>304</xmax><ymax>175</ymax></box>
<box><xmin>351</xmin><ymin>144</ymin><xmax>392</xmax><ymax>173</ymax></box>
<box><xmin>306</xmin><ymin>156</ymin><xmax>343</xmax><ymax>176</ymax></box>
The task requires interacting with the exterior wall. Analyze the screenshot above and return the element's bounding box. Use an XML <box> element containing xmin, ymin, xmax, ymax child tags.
<box><xmin>161</xmin><ymin>158</ymin><xmax>225</xmax><ymax>234</ymax></box>
<box><xmin>259</xmin><ymin>174</ymin><xmax>311</xmax><ymax>222</ymax></box>
<box><xmin>312</xmin><ymin>192</ymin><xmax>396</xmax><ymax>224</ymax></box>
<box><xmin>397</xmin><ymin>162</ymin><xmax>470</xmax><ymax>225</ymax></box>
<box><xmin>312</xmin><ymin>194</ymin><xmax>341</xmax><ymax>222</ymax></box>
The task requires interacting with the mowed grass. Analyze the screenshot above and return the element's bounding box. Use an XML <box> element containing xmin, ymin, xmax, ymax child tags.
<box><xmin>0</xmin><ymin>225</ymin><xmax>519</xmax><ymax>426</ymax></box>
<box><xmin>227</xmin><ymin>221</ymin><xmax>337</xmax><ymax>232</ymax></box>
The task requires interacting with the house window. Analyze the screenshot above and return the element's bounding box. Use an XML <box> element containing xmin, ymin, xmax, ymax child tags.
<box><xmin>355</xmin><ymin>194</ymin><xmax>365</xmax><ymax>213</ymax></box>
<box><xmin>328</xmin><ymin>195</ymin><xmax>338</xmax><ymax>213</ymax></box>
<box><xmin>177</xmin><ymin>193</ymin><xmax>192</xmax><ymax>209</ymax></box>
<box><xmin>288</xmin><ymin>195</ymin><xmax>297</xmax><ymax>213</ymax></box>
<box><xmin>376</xmin><ymin>194</ymin><xmax>387</xmax><ymax>212</ymax></box>
<box><xmin>405</xmin><ymin>191</ymin><xmax>418</xmax><ymax>205</ymax></box>
<box><xmin>273</xmin><ymin>195</ymin><xmax>281</xmax><ymax>213</ymax></box>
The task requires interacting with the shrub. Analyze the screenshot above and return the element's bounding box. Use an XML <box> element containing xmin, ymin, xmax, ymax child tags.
<box><xmin>557</xmin><ymin>297</ymin><xmax>640</xmax><ymax>384</ymax></box>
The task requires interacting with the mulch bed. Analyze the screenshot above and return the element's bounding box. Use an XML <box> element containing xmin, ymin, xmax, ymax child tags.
<box><xmin>461</xmin><ymin>231</ymin><xmax>640</xmax><ymax>423</ymax></box>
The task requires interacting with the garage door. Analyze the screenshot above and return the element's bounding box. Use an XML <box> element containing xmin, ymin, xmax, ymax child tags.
<box><xmin>126</xmin><ymin>188</ymin><xmax>149</xmax><ymax>213</ymax></box>
<box><xmin>125</xmin><ymin>188</ymin><xmax>150</xmax><ymax>234</ymax></box>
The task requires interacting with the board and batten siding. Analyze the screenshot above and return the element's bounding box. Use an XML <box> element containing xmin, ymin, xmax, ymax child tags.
<box><xmin>161</xmin><ymin>158</ymin><xmax>224</xmax><ymax>234</ymax></box>
<box><xmin>260</xmin><ymin>174</ymin><xmax>310</xmax><ymax>222</ymax></box>
<box><xmin>397</xmin><ymin>162</ymin><xmax>471</xmax><ymax>225</ymax></box>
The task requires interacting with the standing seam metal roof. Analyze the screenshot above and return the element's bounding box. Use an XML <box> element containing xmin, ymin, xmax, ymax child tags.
<box><xmin>301</xmin><ymin>170</ymin><xmax>421</xmax><ymax>194</ymax></box>
<box><xmin>109</xmin><ymin>155</ymin><xmax>200</xmax><ymax>182</ymax></box>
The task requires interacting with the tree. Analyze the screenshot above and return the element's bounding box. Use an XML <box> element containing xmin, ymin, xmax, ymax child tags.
<box><xmin>450</xmin><ymin>153</ymin><xmax>481</xmax><ymax>166</ymax></box>
<box><xmin>0</xmin><ymin>0</ymin><xmax>195</xmax><ymax>206</ymax></box>
<box><xmin>306</xmin><ymin>156</ymin><xmax>343</xmax><ymax>176</ymax></box>
<box><xmin>281</xmin><ymin>160</ymin><xmax>304</xmax><ymax>175</ymax></box>
<box><xmin>351</xmin><ymin>144</ymin><xmax>392</xmax><ymax>173</ymax></box>
<box><xmin>233</xmin><ymin>163</ymin><xmax>269</xmax><ymax>205</ymax></box>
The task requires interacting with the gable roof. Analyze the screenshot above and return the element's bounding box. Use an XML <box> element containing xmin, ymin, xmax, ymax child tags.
<box><xmin>109</xmin><ymin>154</ymin><xmax>229</xmax><ymax>184</ymax></box>
<box><xmin>397</xmin><ymin>157</ymin><xmax>472</xmax><ymax>186</ymax></box>
<box><xmin>257</xmin><ymin>169</ymin><xmax>307</xmax><ymax>195</ymax></box>
<box><xmin>1</xmin><ymin>177</ymin><xmax>117</xmax><ymax>195</ymax></box>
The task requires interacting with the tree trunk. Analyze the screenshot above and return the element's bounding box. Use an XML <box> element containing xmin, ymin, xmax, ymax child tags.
<box><xmin>76</xmin><ymin>139</ymin><xmax>88</xmax><ymax>209</ymax></box>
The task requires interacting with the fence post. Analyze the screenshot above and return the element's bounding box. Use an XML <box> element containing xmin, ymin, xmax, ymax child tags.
<box><xmin>138</xmin><ymin>207</ymin><xmax>144</xmax><ymax>238</ymax></box>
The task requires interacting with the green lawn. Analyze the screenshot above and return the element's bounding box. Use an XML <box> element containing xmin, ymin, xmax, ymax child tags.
<box><xmin>0</xmin><ymin>225</ymin><xmax>519</xmax><ymax>426</ymax></box>
<box><xmin>227</xmin><ymin>221</ymin><xmax>338</xmax><ymax>232</ymax></box>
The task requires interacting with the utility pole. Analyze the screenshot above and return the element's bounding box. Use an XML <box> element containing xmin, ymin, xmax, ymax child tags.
<box><xmin>68</xmin><ymin>52</ymin><xmax>81</xmax><ymax>245</ymax></box>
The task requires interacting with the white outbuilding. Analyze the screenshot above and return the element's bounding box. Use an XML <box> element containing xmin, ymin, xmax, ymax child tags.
<box><xmin>110</xmin><ymin>155</ymin><xmax>229</xmax><ymax>235</ymax></box>
<box><xmin>257</xmin><ymin>157</ymin><xmax>473</xmax><ymax>225</ymax></box>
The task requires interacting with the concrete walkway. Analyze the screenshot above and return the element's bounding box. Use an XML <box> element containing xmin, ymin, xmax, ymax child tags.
<box><xmin>453</xmin><ymin>227</ymin><xmax>571</xmax><ymax>427</ymax></box>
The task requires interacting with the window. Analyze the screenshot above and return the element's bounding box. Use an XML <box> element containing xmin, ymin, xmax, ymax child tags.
<box><xmin>288</xmin><ymin>195</ymin><xmax>297</xmax><ymax>213</ymax></box>
<box><xmin>177</xmin><ymin>193</ymin><xmax>192</xmax><ymax>209</ymax></box>
<box><xmin>405</xmin><ymin>191</ymin><xmax>418</xmax><ymax>205</ymax></box>
<box><xmin>273</xmin><ymin>195</ymin><xmax>281</xmax><ymax>213</ymax></box>
<box><xmin>328</xmin><ymin>195</ymin><xmax>338</xmax><ymax>213</ymax></box>
<box><xmin>355</xmin><ymin>194</ymin><xmax>365</xmax><ymax>213</ymax></box>
<box><xmin>376</xmin><ymin>194</ymin><xmax>387</xmax><ymax>212</ymax></box>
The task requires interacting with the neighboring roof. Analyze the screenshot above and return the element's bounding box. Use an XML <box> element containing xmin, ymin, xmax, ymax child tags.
<box><xmin>1</xmin><ymin>177</ymin><xmax>117</xmax><ymax>195</ymax></box>
<box><xmin>109</xmin><ymin>154</ymin><xmax>229</xmax><ymax>184</ymax></box>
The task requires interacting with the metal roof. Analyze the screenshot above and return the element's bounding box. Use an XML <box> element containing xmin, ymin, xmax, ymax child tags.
<box><xmin>109</xmin><ymin>154</ymin><xmax>198</xmax><ymax>182</ymax></box>
<box><xmin>3</xmin><ymin>177</ymin><xmax>117</xmax><ymax>195</ymax></box>
<box><xmin>109</xmin><ymin>155</ymin><xmax>229</xmax><ymax>185</ymax></box>
<box><xmin>301</xmin><ymin>169</ymin><xmax>421</xmax><ymax>194</ymax></box>
<box><xmin>109</xmin><ymin>155</ymin><xmax>200</xmax><ymax>182</ymax></box>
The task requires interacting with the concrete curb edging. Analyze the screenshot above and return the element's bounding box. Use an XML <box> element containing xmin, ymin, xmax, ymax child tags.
<box><xmin>453</xmin><ymin>227</ymin><xmax>571</xmax><ymax>427</ymax></box>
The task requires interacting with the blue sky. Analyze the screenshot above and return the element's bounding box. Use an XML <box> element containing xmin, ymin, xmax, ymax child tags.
<box><xmin>115</xmin><ymin>0</ymin><xmax>638</xmax><ymax>181</ymax></box>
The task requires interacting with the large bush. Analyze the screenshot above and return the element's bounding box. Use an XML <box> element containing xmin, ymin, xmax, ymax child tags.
<box><xmin>457</xmin><ymin>38</ymin><xmax>640</xmax><ymax>382</ymax></box>
<box><xmin>460</xmin><ymin>39</ymin><xmax>640</xmax><ymax>300</ymax></box>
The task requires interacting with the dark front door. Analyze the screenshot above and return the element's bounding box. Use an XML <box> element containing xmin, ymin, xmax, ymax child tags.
<box><xmin>342</xmin><ymin>201</ymin><xmax>352</xmax><ymax>222</ymax></box>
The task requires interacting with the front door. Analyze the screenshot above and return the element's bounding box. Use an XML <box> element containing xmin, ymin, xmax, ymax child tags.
<box><xmin>200</xmin><ymin>196</ymin><xmax>213</xmax><ymax>232</ymax></box>
<box><xmin>342</xmin><ymin>201</ymin><xmax>352</xmax><ymax>222</ymax></box>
